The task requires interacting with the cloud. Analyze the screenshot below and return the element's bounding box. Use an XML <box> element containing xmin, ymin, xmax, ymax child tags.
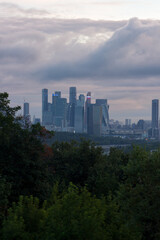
<box><xmin>0</xmin><ymin>17</ymin><xmax>126</xmax><ymax>83</ymax></box>
<box><xmin>1</xmin><ymin>17</ymin><xmax>160</xmax><ymax>88</ymax></box>
<box><xmin>0</xmin><ymin>2</ymin><xmax>50</xmax><ymax>18</ymax></box>
<box><xmin>92</xmin><ymin>1</ymin><xmax>133</xmax><ymax>6</ymax></box>
<box><xmin>0</xmin><ymin>15</ymin><xmax>160</xmax><ymax>120</ymax></box>
<box><xmin>35</xmin><ymin>18</ymin><xmax>160</xmax><ymax>87</ymax></box>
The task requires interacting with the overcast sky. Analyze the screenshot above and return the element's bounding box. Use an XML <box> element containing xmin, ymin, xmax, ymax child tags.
<box><xmin>1</xmin><ymin>0</ymin><xmax>160</xmax><ymax>121</ymax></box>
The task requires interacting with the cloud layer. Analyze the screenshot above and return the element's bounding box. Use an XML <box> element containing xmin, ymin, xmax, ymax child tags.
<box><xmin>0</xmin><ymin>15</ymin><xmax>160</xmax><ymax>120</ymax></box>
<box><xmin>36</xmin><ymin>18</ymin><xmax>160</xmax><ymax>87</ymax></box>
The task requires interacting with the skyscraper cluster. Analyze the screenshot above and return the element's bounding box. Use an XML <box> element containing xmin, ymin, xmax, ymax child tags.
<box><xmin>42</xmin><ymin>87</ymin><xmax>109</xmax><ymax>136</ymax></box>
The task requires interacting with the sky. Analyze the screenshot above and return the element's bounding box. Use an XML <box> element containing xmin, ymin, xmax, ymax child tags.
<box><xmin>1</xmin><ymin>0</ymin><xmax>160</xmax><ymax>122</ymax></box>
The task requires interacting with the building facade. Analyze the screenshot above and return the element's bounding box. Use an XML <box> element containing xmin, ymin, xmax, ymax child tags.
<box><xmin>152</xmin><ymin>99</ymin><xmax>159</xmax><ymax>139</ymax></box>
<box><xmin>42</xmin><ymin>89</ymin><xmax>48</xmax><ymax>126</ymax></box>
<box><xmin>23</xmin><ymin>102</ymin><xmax>29</xmax><ymax>117</ymax></box>
<box><xmin>87</xmin><ymin>104</ymin><xmax>102</xmax><ymax>136</ymax></box>
<box><xmin>95</xmin><ymin>99</ymin><xmax>109</xmax><ymax>134</ymax></box>
<box><xmin>69</xmin><ymin>87</ymin><xmax>77</xmax><ymax>127</ymax></box>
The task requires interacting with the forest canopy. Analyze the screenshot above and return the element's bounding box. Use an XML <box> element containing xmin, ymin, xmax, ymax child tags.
<box><xmin>0</xmin><ymin>92</ymin><xmax>160</xmax><ymax>240</ymax></box>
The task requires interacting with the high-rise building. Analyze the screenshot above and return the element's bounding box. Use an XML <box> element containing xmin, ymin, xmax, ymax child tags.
<box><xmin>85</xmin><ymin>92</ymin><xmax>91</xmax><ymax>130</ymax></box>
<box><xmin>75</xmin><ymin>94</ymin><xmax>85</xmax><ymax>133</ymax></box>
<box><xmin>23</xmin><ymin>102</ymin><xmax>29</xmax><ymax>117</ymax></box>
<box><xmin>43</xmin><ymin>102</ymin><xmax>52</xmax><ymax>125</ymax></box>
<box><xmin>87</xmin><ymin>104</ymin><xmax>102</xmax><ymax>136</ymax></box>
<box><xmin>55</xmin><ymin>91</ymin><xmax>61</xmax><ymax>98</ymax></box>
<box><xmin>23</xmin><ymin>102</ymin><xmax>31</xmax><ymax>127</ymax></box>
<box><xmin>125</xmin><ymin>119</ymin><xmax>131</xmax><ymax>127</ymax></box>
<box><xmin>152</xmin><ymin>99</ymin><xmax>159</xmax><ymax>129</ymax></box>
<box><xmin>69</xmin><ymin>87</ymin><xmax>77</xmax><ymax>104</ymax></box>
<box><xmin>95</xmin><ymin>99</ymin><xmax>109</xmax><ymax>133</ymax></box>
<box><xmin>55</xmin><ymin>98</ymin><xmax>67</xmax><ymax>127</ymax></box>
<box><xmin>152</xmin><ymin>99</ymin><xmax>159</xmax><ymax>138</ymax></box>
<box><xmin>69</xmin><ymin>87</ymin><xmax>77</xmax><ymax>127</ymax></box>
<box><xmin>79</xmin><ymin>94</ymin><xmax>85</xmax><ymax>106</ymax></box>
<box><xmin>42</xmin><ymin>89</ymin><xmax>48</xmax><ymax>125</ymax></box>
<box><xmin>52</xmin><ymin>93</ymin><xmax>67</xmax><ymax>128</ymax></box>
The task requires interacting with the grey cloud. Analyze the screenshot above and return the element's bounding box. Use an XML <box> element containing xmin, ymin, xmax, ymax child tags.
<box><xmin>35</xmin><ymin>18</ymin><xmax>160</xmax><ymax>86</ymax></box>
<box><xmin>0</xmin><ymin>17</ymin><xmax>126</xmax><ymax>84</ymax></box>
<box><xmin>93</xmin><ymin>1</ymin><xmax>133</xmax><ymax>6</ymax></box>
<box><xmin>0</xmin><ymin>2</ymin><xmax>49</xmax><ymax>17</ymax></box>
<box><xmin>1</xmin><ymin>14</ymin><xmax>160</xmax><ymax>120</ymax></box>
<box><xmin>1</xmin><ymin>16</ymin><xmax>160</xmax><ymax>88</ymax></box>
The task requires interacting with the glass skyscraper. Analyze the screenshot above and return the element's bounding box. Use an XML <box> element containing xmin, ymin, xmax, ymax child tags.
<box><xmin>152</xmin><ymin>99</ymin><xmax>159</xmax><ymax>139</ymax></box>
<box><xmin>23</xmin><ymin>102</ymin><xmax>29</xmax><ymax>117</ymax></box>
<box><xmin>69</xmin><ymin>87</ymin><xmax>77</xmax><ymax>127</ymax></box>
<box><xmin>42</xmin><ymin>88</ymin><xmax>48</xmax><ymax>125</ymax></box>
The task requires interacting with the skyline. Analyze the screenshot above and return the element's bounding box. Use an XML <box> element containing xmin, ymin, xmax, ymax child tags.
<box><xmin>23</xmin><ymin>87</ymin><xmax>156</xmax><ymax>124</ymax></box>
<box><xmin>1</xmin><ymin>1</ymin><xmax>160</xmax><ymax>121</ymax></box>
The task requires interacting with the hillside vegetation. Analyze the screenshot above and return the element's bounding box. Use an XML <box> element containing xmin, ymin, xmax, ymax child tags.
<box><xmin>0</xmin><ymin>92</ymin><xmax>160</xmax><ymax>240</ymax></box>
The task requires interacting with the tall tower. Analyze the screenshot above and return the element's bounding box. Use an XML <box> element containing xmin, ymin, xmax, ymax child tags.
<box><xmin>84</xmin><ymin>92</ymin><xmax>91</xmax><ymax>131</ymax></box>
<box><xmin>75</xmin><ymin>94</ymin><xmax>85</xmax><ymax>133</ymax></box>
<box><xmin>55</xmin><ymin>91</ymin><xmax>61</xmax><ymax>98</ymax></box>
<box><xmin>69</xmin><ymin>87</ymin><xmax>76</xmax><ymax>104</ymax></box>
<box><xmin>69</xmin><ymin>87</ymin><xmax>77</xmax><ymax>127</ymax></box>
<box><xmin>23</xmin><ymin>102</ymin><xmax>29</xmax><ymax>117</ymax></box>
<box><xmin>42</xmin><ymin>89</ymin><xmax>48</xmax><ymax>125</ymax></box>
<box><xmin>87</xmin><ymin>104</ymin><xmax>102</xmax><ymax>136</ymax></box>
<box><xmin>152</xmin><ymin>99</ymin><xmax>159</xmax><ymax>138</ymax></box>
<box><xmin>96</xmin><ymin>99</ymin><xmax>110</xmax><ymax>133</ymax></box>
<box><xmin>23</xmin><ymin>102</ymin><xmax>31</xmax><ymax>127</ymax></box>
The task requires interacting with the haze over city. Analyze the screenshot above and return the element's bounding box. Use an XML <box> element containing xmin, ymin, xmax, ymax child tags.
<box><xmin>1</xmin><ymin>0</ymin><xmax>160</xmax><ymax>121</ymax></box>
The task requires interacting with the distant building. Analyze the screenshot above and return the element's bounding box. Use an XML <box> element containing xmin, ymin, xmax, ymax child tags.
<box><xmin>23</xmin><ymin>102</ymin><xmax>31</xmax><ymax>128</ymax></box>
<box><xmin>55</xmin><ymin>91</ymin><xmax>61</xmax><ymax>98</ymax></box>
<box><xmin>23</xmin><ymin>102</ymin><xmax>29</xmax><ymax>117</ymax></box>
<box><xmin>42</xmin><ymin>89</ymin><xmax>48</xmax><ymax>126</ymax></box>
<box><xmin>44</xmin><ymin>102</ymin><xmax>52</xmax><ymax>125</ymax></box>
<box><xmin>69</xmin><ymin>87</ymin><xmax>76</xmax><ymax>104</ymax></box>
<box><xmin>55</xmin><ymin>98</ymin><xmax>67</xmax><ymax>127</ymax></box>
<box><xmin>52</xmin><ymin>93</ymin><xmax>67</xmax><ymax>128</ymax></box>
<box><xmin>137</xmin><ymin>119</ymin><xmax>145</xmax><ymax>130</ymax></box>
<box><xmin>85</xmin><ymin>92</ymin><xmax>91</xmax><ymax>130</ymax></box>
<box><xmin>152</xmin><ymin>99</ymin><xmax>159</xmax><ymax>139</ymax></box>
<box><xmin>95</xmin><ymin>99</ymin><xmax>109</xmax><ymax>134</ymax></box>
<box><xmin>87</xmin><ymin>104</ymin><xmax>102</xmax><ymax>136</ymax></box>
<box><xmin>125</xmin><ymin>119</ymin><xmax>131</xmax><ymax>127</ymax></box>
<box><xmin>69</xmin><ymin>87</ymin><xmax>77</xmax><ymax>127</ymax></box>
<box><xmin>75</xmin><ymin>94</ymin><xmax>85</xmax><ymax>133</ymax></box>
<box><xmin>152</xmin><ymin>99</ymin><xmax>159</xmax><ymax>129</ymax></box>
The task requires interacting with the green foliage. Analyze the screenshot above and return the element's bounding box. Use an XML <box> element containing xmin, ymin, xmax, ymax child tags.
<box><xmin>118</xmin><ymin>147</ymin><xmax>160</xmax><ymax>240</ymax></box>
<box><xmin>2</xmin><ymin>196</ymin><xmax>46</xmax><ymax>240</ymax></box>
<box><xmin>51</xmin><ymin>140</ymin><xmax>106</xmax><ymax>187</ymax></box>
<box><xmin>1</xmin><ymin>93</ymin><xmax>160</xmax><ymax>240</ymax></box>
<box><xmin>0</xmin><ymin>93</ymin><xmax>51</xmax><ymax>203</ymax></box>
<box><xmin>0</xmin><ymin>176</ymin><xmax>11</xmax><ymax>225</ymax></box>
<box><xmin>41</xmin><ymin>183</ymin><xmax>107</xmax><ymax>240</ymax></box>
<box><xmin>87</xmin><ymin>148</ymin><xmax>129</xmax><ymax>197</ymax></box>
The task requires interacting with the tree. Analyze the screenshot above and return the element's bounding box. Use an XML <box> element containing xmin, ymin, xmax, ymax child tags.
<box><xmin>0</xmin><ymin>176</ymin><xmax>11</xmax><ymax>226</ymax></box>
<box><xmin>50</xmin><ymin>140</ymin><xmax>106</xmax><ymax>188</ymax></box>
<box><xmin>42</xmin><ymin>183</ymin><xmax>107</xmax><ymax>240</ymax></box>
<box><xmin>0</xmin><ymin>93</ymin><xmax>52</xmax><ymax>203</ymax></box>
<box><xmin>118</xmin><ymin>147</ymin><xmax>160</xmax><ymax>240</ymax></box>
<box><xmin>2</xmin><ymin>196</ymin><xmax>46</xmax><ymax>240</ymax></box>
<box><xmin>87</xmin><ymin>148</ymin><xmax>129</xmax><ymax>197</ymax></box>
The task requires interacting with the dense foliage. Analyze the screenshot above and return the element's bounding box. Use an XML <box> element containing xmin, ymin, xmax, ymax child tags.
<box><xmin>0</xmin><ymin>92</ymin><xmax>160</xmax><ymax>240</ymax></box>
